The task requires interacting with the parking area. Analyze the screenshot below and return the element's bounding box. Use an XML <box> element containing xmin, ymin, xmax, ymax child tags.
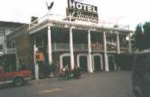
<box><xmin>0</xmin><ymin>71</ymin><xmax>134</xmax><ymax>97</ymax></box>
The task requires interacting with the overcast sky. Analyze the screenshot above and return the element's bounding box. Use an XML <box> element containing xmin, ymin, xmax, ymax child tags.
<box><xmin>0</xmin><ymin>0</ymin><xmax>150</xmax><ymax>30</ymax></box>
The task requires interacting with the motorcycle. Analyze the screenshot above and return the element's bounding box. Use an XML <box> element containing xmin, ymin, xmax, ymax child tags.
<box><xmin>59</xmin><ymin>65</ymin><xmax>82</xmax><ymax>80</ymax></box>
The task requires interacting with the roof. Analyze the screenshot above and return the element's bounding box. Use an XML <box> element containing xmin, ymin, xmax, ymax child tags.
<box><xmin>26</xmin><ymin>14</ymin><xmax>132</xmax><ymax>35</ymax></box>
<box><xmin>28</xmin><ymin>19</ymin><xmax>133</xmax><ymax>35</ymax></box>
<box><xmin>0</xmin><ymin>21</ymin><xmax>27</xmax><ymax>27</ymax></box>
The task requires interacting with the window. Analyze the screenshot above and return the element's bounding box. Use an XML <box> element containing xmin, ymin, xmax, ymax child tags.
<box><xmin>11</xmin><ymin>41</ymin><xmax>16</xmax><ymax>48</ymax></box>
<box><xmin>0</xmin><ymin>45</ymin><xmax>3</xmax><ymax>51</ymax></box>
<box><xmin>0</xmin><ymin>29</ymin><xmax>5</xmax><ymax>36</ymax></box>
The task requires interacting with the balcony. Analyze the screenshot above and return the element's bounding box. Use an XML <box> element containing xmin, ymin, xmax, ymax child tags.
<box><xmin>5</xmin><ymin>44</ymin><xmax>128</xmax><ymax>54</ymax></box>
<box><xmin>52</xmin><ymin>43</ymin><xmax>104</xmax><ymax>52</ymax></box>
<box><xmin>51</xmin><ymin>43</ymin><xmax>129</xmax><ymax>52</ymax></box>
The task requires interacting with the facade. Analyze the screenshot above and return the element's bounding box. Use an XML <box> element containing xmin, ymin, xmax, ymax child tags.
<box><xmin>0</xmin><ymin>21</ymin><xmax>25</xmax><ymax>56</ymax></box>
<box><xmin>5</xmin><ymin>0</ymin><xmax>132</xmax><ymax>80</ymax></box>
<box><xmin>5</xmin><ymin>14</ymin><xmax>132</xmax><ymax>80</ymax></box>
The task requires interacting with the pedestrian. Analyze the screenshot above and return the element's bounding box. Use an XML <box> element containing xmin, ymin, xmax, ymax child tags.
<box><xmin>37</xmin><ymin>48</ymin><xmax>45</xmax><ymax>78</ymax></box>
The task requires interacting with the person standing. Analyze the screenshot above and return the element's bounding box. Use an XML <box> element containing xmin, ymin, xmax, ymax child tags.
<box><xmin>38</xmin><ymin>48</ymin><xmax>45</xmax><ymax>78</ymax></box>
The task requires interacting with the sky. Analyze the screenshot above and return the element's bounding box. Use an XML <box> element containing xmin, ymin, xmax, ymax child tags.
<box><xmin>0</xmin><ymin>0</ymin><xmax>150</xmax><ymax>30</ymax></box>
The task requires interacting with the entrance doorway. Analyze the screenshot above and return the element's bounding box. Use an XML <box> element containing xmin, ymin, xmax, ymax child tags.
<box><xmin>79</xmin><ymin>56</ymin><xmax>88</xmax><ymax>72</ymax></box>
<box><xmin>92</xmin><ymin>54</ymin><xmax>103</xmax><ymax>71</ymax></box>
<box><xmin>62</xmin><ymin>56</ymin><xmax>71</xmax><ymax>69</ymax></box>
<box><xmin>108</xmin><ymin>55</ymin><xmax>116</xmax><ymax>71</ymax></box>
<box><xmin>77</xmin><ymin>54</ymin><xmax>88</xmax><ymax>72</ymax></box>
<box><xmin>60</xmin><ymin>53</ymin><xmax>71</xmax><ymax>69</ymax></box>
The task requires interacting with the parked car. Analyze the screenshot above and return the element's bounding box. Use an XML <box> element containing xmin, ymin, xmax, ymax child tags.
<box><xmin>132</xmin><ymin>50</ymin><xmax>150</xmax><ymax>97</ymax></box>
<box><xmin>0</xmin><ymin>66</ymin><xmax>32</xmax><ymax>86</ymax></box>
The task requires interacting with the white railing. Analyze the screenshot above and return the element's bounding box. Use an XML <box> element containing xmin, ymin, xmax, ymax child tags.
<box><xmin>52</xmin><ymin>43</ymin><xmax>88</xmax><ymax>51</ymax></box>
<box><xmin>52</xmin><ymin>43</ymin><xmax>106</xmax><ymax>52</ymax></box>
<box><xmin>52</xmin><ymin>43</ymin><xmax>69</xmax><ymax>51</ymax></box>
<box><xmin>28</xmin><ymin>13</ymin><xmax>130</xmax><ymax>30</ymax></box>
<box><xmin>52</xmin><ymin>43</ymin><xmax>127</xmax><ymax>52</ymax></box>
<box><xmin>74</xmin><ymin>44</ymin><xmax>88</xmax><ymax>51</ymax></box>
<box><xmin>6</xmin><ymin>48</ymin><xmax>16</xmax><ymax>54</ymax></box>
<box><xmin>106</xmin><ymin>41</ymin><xmax>117</xmax><ymax>46</ymax></box>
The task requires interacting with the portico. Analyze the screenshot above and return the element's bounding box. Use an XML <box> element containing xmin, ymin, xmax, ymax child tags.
<box><xmin>25</xmin><ymin>13</ymin><xmax>132</xmax><ymax>79</ymax></box>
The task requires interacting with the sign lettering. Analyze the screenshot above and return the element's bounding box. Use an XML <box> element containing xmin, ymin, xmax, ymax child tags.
<box><xmin>68</xmin><ymin>0</ymin><xmax>98</xmax><ymax>13</ymax></box>
<box><xmin>67</xmin><ymin>0</ymin><xmax>98</xmax><ymax>22</ymax></box>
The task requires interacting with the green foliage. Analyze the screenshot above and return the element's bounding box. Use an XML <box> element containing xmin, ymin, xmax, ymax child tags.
<box><xmin>133</xmin><ymin>22</ymin><xmax>150</xmax><ymax>50</ymax></box>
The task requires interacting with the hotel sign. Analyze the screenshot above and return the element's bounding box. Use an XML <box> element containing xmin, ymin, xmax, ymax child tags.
<box><xmin>67</xmin><ymin>0</ymin><xmax>98</xmax><ymax>22</ymax></box>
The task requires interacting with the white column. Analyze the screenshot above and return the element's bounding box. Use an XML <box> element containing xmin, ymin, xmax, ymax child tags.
<box><xmin>116</xmin><ymin>32</ymin><xmax>120</xmax><ymax>70</ymax></box>
<box><xmin>116</xmin><ymin>32</ymin><xmax>120</xmax><ymax>54</ymax></box>
<box><xmin>69</xmin><ymin>27</ymin><xmax>75</xmax><ymax>70</ymax></box>
<box><xmin>128</xmin><ymin>35</ymin><xmax>132</xmax><ymax>54</ymax></box>
<box><xmin>15</xmin><ymin>48</ymin><xmax>19</xmax><ymax>70</ymax></box>
<box><xmin>48</xmin><ymin>24</ymin><xmax>52</xmax><ymax>65</ymax></box>
<box><xmin>88</xmin><ymin>30</ymin><xmax>93</xmax><ymax>73</ymax></box>
<box><xmin>3</xmin><ymin>41</ymin><xmax>7</xmax><ymax>54</ymax></box>
<box><xmin>34</xmin><ymin>35</ymin><xmax>39</xmax><ymax>80</ymax></box>
<box><xmin>77</xmin><ymin>55</ymin><xmax>80</xmax><ymax>68</ymax></box>
<box><xmin>103</xmin><ymin>31</ymin><xmax>109</xmax><ymax>71</ymax></box>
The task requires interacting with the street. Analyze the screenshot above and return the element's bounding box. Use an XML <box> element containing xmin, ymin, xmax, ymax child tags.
<box><xmin>0</xmin><ymin>71</ymin><xmax>134</xmax><ymax>97</ymax></box>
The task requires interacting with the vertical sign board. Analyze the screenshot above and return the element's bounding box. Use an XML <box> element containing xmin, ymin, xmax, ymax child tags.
<box><xmin>67</xmin><ymin>0</ymin><xmax>98</xmax><ymax>22</ymax></box>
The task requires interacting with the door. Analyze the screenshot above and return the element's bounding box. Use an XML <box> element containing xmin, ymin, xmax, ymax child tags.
<box><xmin>79</xmin><ymin>56</ymin><xmax>88</xmax><ymax>72</ymax></box>
<box><xmin>108</xmin><ymin>56</ymin><xmax>115</xmax><ymax>71</ymax></box>
<box><xmin>94</xmin><ymin>56</ymin><xmax>101</xmax><ymax>71</ymax></box>
<box><xmin>63</xmin><ymin>56</ymin><xmax>71</xmax><ymax>69</ymax></box>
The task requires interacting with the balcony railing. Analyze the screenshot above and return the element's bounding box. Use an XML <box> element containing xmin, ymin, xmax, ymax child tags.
<box><xmin>52</xmin><ymin>43</ymin><xmax>69</xmax><ymax>51</ymax></box>
<box><xmin>28</xmin><ymin>14</ymin><xmax>130</xmax><ymax>30</ymax></box>
<box><xmin>74</xmin><ymin>44</ymin><xmax>88</xmax><ymax>51</ymax></box>
<box><xmin>5</xmin><ymin>44</ymin><xmax>128</xmax><ymax>54</ymax></box>
<box><xmin>51</xmin><ymin>43</ymin><xmax>129</xmax><ymax>52</ymax></box>
<box><xmin>52</xmin><ymin>43</ymin><xmax>88</xmax><ymax>51</ymax></box>
<box><xmin>6</xmin><ymin>48</ymin><xmax>16</xmax><ymax>54</ymax></box>
<box><xmin>52</xmin><ymin>43</ymin><xmax>105</xmax><ymax>52</ymax></box>
<box><xmin>120</xmin><ymin>47</ymin><xmax>128</xmax><ymax>53</ymax></box>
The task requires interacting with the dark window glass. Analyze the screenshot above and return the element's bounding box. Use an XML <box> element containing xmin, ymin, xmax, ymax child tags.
<box><xmin>11</xmin><ymin>41</ymin><xmax>16</xmax><ymax>48</ymax></box>
<box><xmin>0</xmin><ymin>45</ymin><xmax>2</xmax><ymax>51</ymax></box>
<box><xmin>0</xmin><ymin>29</ymin><xmax>5</xmax><ymax>36</ymax></box>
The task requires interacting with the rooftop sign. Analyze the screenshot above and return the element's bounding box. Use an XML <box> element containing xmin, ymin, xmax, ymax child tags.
<box><xmin>67</xmin><ymin>0</ymin><xmax>98</xmax><ymax>22</ymax></box>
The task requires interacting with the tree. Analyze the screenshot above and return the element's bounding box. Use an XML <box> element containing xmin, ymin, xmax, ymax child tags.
<box><xmin>133</xmin><ymin>24</ymin><xmax>144</xmax><ymax>50</ymax></box>
<box><xmin>143</xmin><ymin>22</ymin><xmax>150</xmax><ymax>49</ymax></box>
<box><xmin>133</xmin><ymin>22</ymin><xmax>150</xmax><ymax>51</ymax></box>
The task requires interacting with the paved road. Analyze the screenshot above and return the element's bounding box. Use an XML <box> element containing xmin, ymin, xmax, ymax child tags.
<box><xmin>0</xmin><ymin>71</ymin><xmax>134</xmax><ymax>97</ymax></box>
